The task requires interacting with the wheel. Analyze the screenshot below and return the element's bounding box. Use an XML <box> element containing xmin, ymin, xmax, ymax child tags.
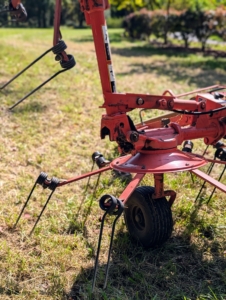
<box><xmin>124</xmin><ymin>186</ymin><xmax>173</xmax><ymax>248</ymax></box>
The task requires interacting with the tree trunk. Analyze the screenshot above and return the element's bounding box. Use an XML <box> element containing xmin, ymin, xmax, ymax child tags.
<box><xmin>78</xmin><ymin>17</ymin><xmax>83</xmax><ymax>28</ymax></box>
<box><xmin>201</xmin><ymin>41</ymin><xmax>206</xmax><ymax>52</ymax></box>
<box><xmin>37</xmin><ymin>7</ymin><xmax>41</xmax><ymax>28</ymax></box>
<box><xmin>164</xmin><ymin>0</ymin><xmax>171</xmax><ymax>45</ymax></box>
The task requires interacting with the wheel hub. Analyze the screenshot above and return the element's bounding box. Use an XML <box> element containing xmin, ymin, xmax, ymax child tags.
<box><xmin>133</xmin><ymin>207</ymin><xmax>145</xmax><ymax>230</ymax></box>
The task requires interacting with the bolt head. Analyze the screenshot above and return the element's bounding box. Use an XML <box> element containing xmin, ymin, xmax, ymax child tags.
<box><xmin>137</xmin><ymin>98</ymin><xmax>144</xmax><ymax>105</ymax></box>
<box><xmin>200</xmin><ymin>102</ymin><xmax>206</xmax><ymax>109</ymax></box>
<box><xmin>130</xmin><ymin>132</ymin><xmax>139</xmax><ymax>142</ymax></box>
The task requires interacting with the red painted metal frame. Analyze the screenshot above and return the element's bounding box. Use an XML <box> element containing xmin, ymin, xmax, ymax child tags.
<box><xmin>53</xmin><ymin>0</ymin><xmax>69</xmax><ymax>61</ymax></box>
<box><xmin>53</xmin><ymin>0</ymin><xmax>62</xmax><ymax>45</ymax></box>
<box><xmin>118</xmin><ymin>173</ymin><xmax>145</xmax><ymax>203</ymax></box>
<box><xmin>80</xmin><ymin>1</ymin><xmax>226</xmax><ymax>149</ymax></box>
<box><xmin>191</xmin><ymin>169</ymin><xmax>226</xmax><ymax>194</ymax></box>
<box><xmin>44</xmin><ymin>0</ymin><xmax>226</xmax><ymax>203</ymax></box>
<box><xmin>57</xmin><ymin>165</ymin><xmax>111</xmax><ymax>187</ymax></box>
<box><xmin>11</xmin><ymin>0</ymin><xmax>21</xmax><ymax>8</ymax></box>
<box><xmin>79</xmin><ymin>1</ymin><xmax>226</xmax><ymax>198</ymax></box>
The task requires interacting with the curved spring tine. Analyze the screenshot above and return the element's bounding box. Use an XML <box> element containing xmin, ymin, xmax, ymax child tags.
<box><xmin>9</xmin><ymin>68</ymin><xmax>67</xmax><ymax>110</ymax></box>
<box><xmin>0</xmin><ymin>47</ymin><xmax>53</xmax><ymax>90</ymax></box>
<box><xmin>92</xmin><ymin>195</ymin><xmax>117</xmax><ymax>291</ymax></box>
<box><xmin>195</xmin><ymin>161</ymin><xmax>215</xmax><ymax>202</ymax></box>
<box><xmin>13</xmin><ymin>181</ymin><xmax>37</xmax><ymax>229</ymax></box>
<box><xmin>13</xmin><ymin>172</ymin><xmax>48</xmax><ymax>228</ymax></box>
<box><xmin>92</xmin><ymin>173</ymin><xmax>101</xmax><ymax>198</ymax></box>
<box><xmin>9</xmin><ymin>54</ymin><xmax>75</xmax><ymax>110</ymax></box>
<box><xmin>207</xmin><ymin>165</ymin><xmax>226</xmax><ymax>205</ymax></box>
<box><xmin>103</xmin><ymin>200</ymin><xmax>124</xmax><ymax>289</ymax></box>
<box><xmin>29</xmin><ymin>189</ymin><xmax>55</xmax><ymax>236</ymax></box>
<box><xmin>29</xmin><ymin>176</ymin><xmax>59</xmax><ymax>236</ymax></box>
<box><xmin>1</xmin><ymin>40</ymin><xmax>68</xmax><ymax>91</ymax></box>
<box><xmin>92</xmin><ymin>196</ymin><xmax>124</xmax><ymax>292</ymax></box>
<box><xmin>84</xmin><ymin>161</ymin><xmax>95</xmax><ymax>193</ymax></box>
<box><xmin>92</xmin><ymin>210</ymin><xmax>108</xmax><ymax>292</ymax></box>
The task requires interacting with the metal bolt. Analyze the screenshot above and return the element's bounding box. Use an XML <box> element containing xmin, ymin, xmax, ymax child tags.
<box><xmin>161</xmin><ymin>118</ymin><xmax>170</xmax><ymax>127</ymax></box>
<box><xmin>55</xmin><ymin>54</ymin><xmax>62</xmax><ymax>61</ymax></box>
<box><xmin>168</xmin><ymin>99</ymin><xmax>174</xmax><ymax>109</ymax></box>
<box><xmin>200</xmin><ymin>102</ymin><xmax>206</xmax><ymax>109</ymax></box>
<box><xmin>130</xmin><ymin>132</ymin><xmax>139</xmax><ymax>142</ymax></box>
<box><xmin>137</xmin><ymin>98</ymin><xmax>144</xmax><ymax>105</ymax></box>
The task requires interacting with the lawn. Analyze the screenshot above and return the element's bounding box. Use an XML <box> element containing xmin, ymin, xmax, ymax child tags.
<box><xmin>0</xmin><ymin>27</ymin><xmax>225</xmax><ymax>300</ymax></box>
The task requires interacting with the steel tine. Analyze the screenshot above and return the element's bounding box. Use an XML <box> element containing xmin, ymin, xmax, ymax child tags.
<box><xmin>92</xmin><ymin>173</ymin><xmax>101</xmax><ymax>197</ymax></box>
<box><xmin>86</xmin><ymin>151</ymin><xmax>107</xmax><ymax>195</ymax></box>
<box><xmin>198</xmin><ymin>144</ymin><xmax>226</xmax><ymax>204</ymax></box>
<box><xmin>202</xmin><ymin>144</ymin><xmax>209</xmax><ymax>156</ymax></box>
<box><xmin>207</xmin><ymin>165</ymin><xmax>226</xmax><ymax>205</ymax></box>
<box><xmin>206</xmin><ymin>161</ymin><xmax>215</xmax><ymax>175</ymax></box>
<box><xmin>84</xmin><ymin>161</ymin><xmax>95</xmax><ymax>193</ymax></box>
<box><xmin>1</xmin><ymin>40</ymin><xmax>68</xmax><ymax>91</ymax></box>
<box><xmin>29</xmin><ymin>177</ymin><xmax>59</xmax><ymax>236</ymax></box>
<box><xmin>103</xmin><ymin>200</ymin><xmax>124</xmax><ymax>289</ymax></box>
<box><xmin>13</xmin><ymin>181</ymin><xmax>38</xmax><ymax>229</ymax></box>
<box><xmin>0</xmin><ymin>47</ymin><xmax>53</xmax><ymax>90</ymax></box>
<box><xmin>9</xmin><ymin>69</ymin><xmax>67</xmax><ymax>110</ymax></box>
<box><xmin>29</xmin><ymin>189</ymin><xmax>55</xmax><ymax>236</ymax></box>
<box><xmin>92</xmin><ymin>211</ymin><xmax>108</xmax><ymax>292</ymax></box>
<box><xmin>14</xmin><ymin>172</ymin><xmax>48</xmax><ymax>229</ymax></box>
<box><xmin>9</xmin><ymin>53</ymin><xmax>75</xmax><ymax>110</ymax></box>
<box><xmin>92</xmin><ymin>194</ymin><xmax>118</xmax><ymax>292</ymax></box>
<box><xmin>195</xmin><ymin>161</ymin><xmax>215</xmax><ymax>202</ymax></box>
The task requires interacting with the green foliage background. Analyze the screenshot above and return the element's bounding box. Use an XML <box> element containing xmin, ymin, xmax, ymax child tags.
<box><xmin>1</xmin><ymin>0</ymin><xmax>226</xmax><ymax>28</ymax></box>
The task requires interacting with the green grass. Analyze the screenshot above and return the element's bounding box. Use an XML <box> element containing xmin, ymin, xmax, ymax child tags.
<box><xmin>0</xmin><ymin>28</ymin><xmax>225</xmax><ymax>300</ymax></box>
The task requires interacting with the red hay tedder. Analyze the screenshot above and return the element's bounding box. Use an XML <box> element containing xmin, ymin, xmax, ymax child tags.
<box><xmin>1</xmin><ymin>0</ymin><xmax>226</xmax><ymax>290</ymax></box>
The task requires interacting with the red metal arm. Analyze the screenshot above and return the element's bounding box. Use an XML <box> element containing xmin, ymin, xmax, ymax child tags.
<box><xmin>11</xmin><ymin>0</ymin><xmax>21</xmax><ymax>8</ymax></box>
<box><xmin>80</xmin><ymin>0</ymin><xmax>115</xmax><ymax>95</ymax></box>
<box><xmin>53</xmin><ymin>0</ymin><xmax>62</xmax><ymax>45</ymax></box>
<box><xmin>8</xmin><ymin>0</ymin><xmax>27</xmax><ymax>22</ymax></box>
<box><xmin>53</xmin><ymin>0</ymin><xmax>68</xmax><ymax>61</ymax></box>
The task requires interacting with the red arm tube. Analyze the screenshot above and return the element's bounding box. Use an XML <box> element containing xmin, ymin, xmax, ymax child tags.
<box><xmin>11</xmin><ymin>0</ymin><xmax>21</xmax><ymax>8</ymax></box>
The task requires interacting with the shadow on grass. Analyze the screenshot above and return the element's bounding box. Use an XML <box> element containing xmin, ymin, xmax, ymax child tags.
<box><xmin>0</xmin><ymin>86</ymin><xmax>48</xmax><ymax>113</ymax></box>
<box><xmin>70</xmin><ymin>31</ymin><xmax>123</xmax><ymax>44</ymax></box>
<box><xmin>114</xmin><ymin>47</ymin><xmax>226</xmax><ymax>87</ymax></box>
<box><xmin>66</xmin><ymin>201</ymin><xmax>226</xmax><ymax>300</ymax></box>
<box><xmin>112</xmin><ymin>43</ymin><xmax>226</xmax><ymax>58</ymax></box>
<box><xmin>9</xmin><ymin>101</ymin><xmax>47</xmax><ymax>113</ymax></box>
<box><xmin>66</xmin><ymin>171</ymin><xmax>131</xmax><ymax>237</ymax></box>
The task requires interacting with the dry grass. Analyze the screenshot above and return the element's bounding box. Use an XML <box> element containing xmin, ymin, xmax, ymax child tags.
<box><xmin>0</xmin><ymin>28</ymin><xmax>225</xmax><ymax>300</ymax></box>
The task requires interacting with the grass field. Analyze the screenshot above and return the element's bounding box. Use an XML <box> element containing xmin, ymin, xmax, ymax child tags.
<box><xmin>0</xmin><ymin>27</ymin><xmax>225</xmax><ymax>300</ymax></box>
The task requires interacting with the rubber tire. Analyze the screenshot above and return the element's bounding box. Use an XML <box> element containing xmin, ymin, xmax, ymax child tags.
<box><xmin>124</xmin><ymin>186</ymin><xmax>173</xmax><ymax>248</ymax></box>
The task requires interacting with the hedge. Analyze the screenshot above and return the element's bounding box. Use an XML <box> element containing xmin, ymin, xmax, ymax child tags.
<box><xmin>122</xmin><ymin>7</ymin><xmax>226</xmax><ymax>51</ymax></box>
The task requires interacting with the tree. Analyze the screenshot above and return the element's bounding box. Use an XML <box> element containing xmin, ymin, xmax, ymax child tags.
<box><xmin>123</xmin><ymin>9</ymin><xmax>152</xmax><ymax>39</ymax></box>
<box><xmin>64</xmin><ymin>0</ymin><xmax>85</xmax><ymax>28</ymax></box>
<box><xmin>15</xmin><ymin>0</ymin><xmax>84</xmax><ymax>28</ymax></box>
<box><xmin>171</xmin><ymin>10</ymin><xmax>197</xmax><ymax>49</ymax></box>
<box><xmin>194</xmin><ymin>9</ymin><xmax>219</xmax><ymax>51</ymax></box>
<box><xmin>21</xmin><ymin>0</ymin><xmax>55</xmax><ymax>28</ymax></box>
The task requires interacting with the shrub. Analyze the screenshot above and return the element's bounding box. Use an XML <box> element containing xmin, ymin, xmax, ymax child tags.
<box><xmin>151</xmin><ymin>9</ymin><xmax>180</xmax><ymax>44</ymax></box>
<box><xmin>122</xmin><ymin>9</ymin><xmax>152</xmax><ymax>40</ymax></box>
<box><xmin>194</xmin><ymin>9</ymin><xmax>219</xmax><ymax>51</ymax></box>
<box><xmin>214</xmin><ymin>7</ymin><xmax>226</xmax><ymax>41</ymax></box>
<box><xmin>122</xmin><ymin>7</ymin><xmax>226</xmax><ymax>51</ymax></box>
<box><xmin>170</xmin><ymin>10</ymin><xmax>197</xmax><ymax>49</ymax></box>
